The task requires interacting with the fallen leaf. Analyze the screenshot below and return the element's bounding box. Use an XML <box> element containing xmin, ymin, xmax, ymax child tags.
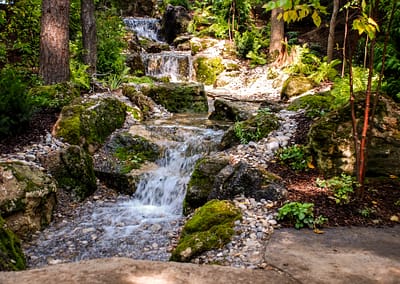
<box><xmin>372</xmin><ymin>201</ymin><xmax>378</xmax><ymax>205</ymax></box>
<box><xmin>389</xmin><ymin>175</ymin><xmax>398</xmax><ymax>179</ymax></box>
<box><xmin>313</xmin><ymin>228</ymin><xmax>324</xmax><ymax>234</ymax></box>
<box><xmin>390</xmin><ymin>215</ymin><xmax>399</xmax><ymax>222</ymax></box>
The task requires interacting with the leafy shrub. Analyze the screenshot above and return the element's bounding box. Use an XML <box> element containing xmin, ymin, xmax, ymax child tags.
<box><xmin>277</xmin><ymin>202</ymin><xmax>314</xmax><ymax>229</ymax></box>
<box><xmin>316</xmin><ymin>173</ymin><xmax>358</xmax><ymax>204</ymax></box>
<box><xmin>0</xmin><ymin>67</ymin><xmax>33</xmax><ymax>138</ymax></box>
<box><xmin>28</xmin><ymin>83</ymin><xmax>80</xmax><ymax>110</ymax></box>
<box><xmin>277</xmin><ymin>202</ymin><xmax>327</xmax><ymax>229</ymax></box>
<box><xmin>278</xmin><ymin>145</ymin><xmax>312</xmax><ymax>171</ymax></box>
<box><xmin>96</xmin><ymin>9</ymin><xmax>127</xmax><ymax>82</ymax></box>
<box><xmin>235</xmin><ymin>28</ymin><xmax>269</xmax><ymax>66</ymax></box>
<box><xmin>233</xmin><ymin>121</ymin><xmax>262</xmax><ymax>144</ymax></box>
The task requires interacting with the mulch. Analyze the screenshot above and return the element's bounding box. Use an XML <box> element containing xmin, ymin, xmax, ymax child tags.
<box><xmin>1</xmin><ymin>110</ymin><xmax>399</xmax><ymax>228</ymax></box>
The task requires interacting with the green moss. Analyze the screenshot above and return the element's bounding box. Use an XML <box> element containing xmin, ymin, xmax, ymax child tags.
<box><xmin>108</xmin><ymin>133</ymin><xmax>160</xmax><ymax>174</ymax></box>
<box><xmin>29</xmin><ymin>82</ymin><xmax>80</xmax><ymax>110</ymax></box>
<box><xmin>288</xmin><ymin>92</ymin><xmax>335</xmax><ymax>118</ymax></box>
<box><xmin>0</xmin><ymin>216</ymin><xmax>26</xmax><ymax>271</ymax></box>
<box><xmin>194</xmin><ymin>57</ymin><xmax>224</xmax><ymax>86</ymax></box>
<box><xmin>55</xmin><ymin>98</ymin><xmax>127</xmax><ymax>150</ymax></box>
<box><xmin>170</xmin><ymin>200</ymin><xmax>241</xmax><ymax>262</ymax></box>
<box><xmin>141</xmin><ymin>83</ymin><xmax>208</xmax><ymax>113</ymax></box>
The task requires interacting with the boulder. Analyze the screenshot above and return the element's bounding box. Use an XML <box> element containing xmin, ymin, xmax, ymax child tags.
<box><xmin>170</xmin><ymin>200</ymin><xmax>241</xmax><ymax>262</ymax></box>
<box><xmin>126</xmin><ymin>53</ymin><xmax>146</xmax><ymax>76</ymax></box>
<box><xmin>118</xmin><ymin>0</ymin><xmax>158</xmax><ymax>17</ymax></box>
<box><xmin>0</xmin><ymin>215</ymin><xmax>26</xmax><ymax>271</ymax></box>
<box><xmin>52</xmin><ymin>97</ymin><xmax>127</xmax><ymax>153</ymax></box>
<box><xmin>41</xmin><ymin>145</ymin><xmax>97</xmax><ymax>201</ymax></box>
<box><xmin>209</xmin><ymin>162</ymin><xmax>286</xmax><ymax>201</ymax></box>
<box><xmin>208</xmin><ymin>99</ymin><xmax>258</xmax><ymax>122</ymax></box>
<box><xmin>185</xmin><ymin>153</ymin><xmax>231</xmax><ymax>210</ymax></box>
<box><xmin>140</xmin><ymin>82</ymin><xmax>208</xmax><ymax>113</ymax></box>
<box><xmin>0</xmin><ymin>161</ymin><xmax>57</xmax><ymax>237</ymax></box>
<box><xmin>185</xmin><ymin>155</ymin><xmax>286</xmax><ymax>211</ymax></box>
<box><xmin>281</xmin><ymin>75</ymin><xmax>315</xmax><ymax>101</ymax></box>
<box><xmin>93</xmin><ymin>132</ymin><xmax>161</xmax><ymax>194</ymax></box>
<box><xmin>159</xmin><ymin>4</ymin><xmax>191</xmax><ymax>44</ymax></box>
<box><xmin>219</xmin><ymin>111</ymin><xmax>280</xmax><ymax>150</ymax></box>
<box><xmin>307</xmin><ymin>94</ymin><xmax>400</xmax><ymax>177</ymax></box>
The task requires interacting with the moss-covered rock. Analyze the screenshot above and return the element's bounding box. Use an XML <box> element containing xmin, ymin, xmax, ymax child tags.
<box><xmin>141</xmin><ymin>82</ymin><xmax>208</xmax><ymax>113</ymax></box>
<box><xmin>185</xmin><ymin>153</ymin><xmax>230</xmax><ymax>211</ymax></box>
<box><xmin>53</xmin><ymin>97</ymin><xmax>127</xmax><ymax>152</ymax></box>
<box><xmin>287</xmin><ymin>92</ymin><xmax>335</xmax><ymax>118</ymax></box>
<box><xmin>41</xmin><ymin>145</ymin><xmax>97</xmax><ymax>201</ymax></box>
<box><xmin>219</xmin><ymin>111</ymin><xmax>280</xmax><ymax>150</ymax></box>
<box><xmin>208</xmin><ymin>99</ymin><xmax>257</xmax><ymax>122</ymax></box>
<box><xmin>93</xmin><ymin>132</ymin><xmax>161</xmax><ymax>194</ymax></box>
<box><xmin>28</xmin><ymin>82</ymin><xmax>80</xmax><ymax>110</ymax></box>
<box><xmin>170</xmin><ymin>200</ymin><xmax>241</xmax><ymax>262</ymax></box>
<box><xmin>0</xmin><ymin>215</ymin><xmax>26</xmax><ymax>271</ymax></box>
<box><xmin>0</xmin><ymin>161</ymin><xmax>57</xmax><ymax>237</ymax></box>
<box><xmin>123</xmin><ymin>85</ymin><xmax>160</xmax><ymax>119</ymax></box>
<box><xmin>281</xmin><ymin>75</ymin><xmax>315</xmax><ymax>101</ymax></box>
<box><xmin>194</xmin><ymin>56</ymin><xmax>224</xmax><ymax>86</ymax></box>
<box><xmin>307</xmin><ymin>94</ymin><xmax>400</xmax><ymax>177</ymax></box>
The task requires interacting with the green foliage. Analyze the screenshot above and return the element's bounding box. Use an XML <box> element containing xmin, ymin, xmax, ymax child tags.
<box><xmin>0</xmin><ymin>67</ymin><xmax>33</xmax><ymax>138</ymax></box>
<box><xmin>358</xmin><ymin>207</ymin><xmax>376</xmax><ymax>217</ymax></box>
<box><xmin>288</xmin><ymin>45</ymin><xmax>340</xmax><ymax>84</ymax></box>
<box><xmin>126</xmin><ymin>76</ymin><xmax>155</xmax><ymax>85</ymax></box>
<box><xmin>96</xmin><ymin>9</ymin><xmax>127</xmax><ymax>81</ymax></box>
<box><xmin>0</xmin><ymin>0</ymin><xmax>41</xmax><ymax>67</ymax></box>
<box><xmin>0</xmin><ymin>215</ymin><xmax>26</xmax><ymax>271</ymax></box>
<box><xmin>277</xmin><ymin>202</ymin><xmax>315</xmax><ymax>229</ymax></box>
<box><xmin>316</xmin><ymin>173</ymin><xmax>358</xmax><ymax>204</ymax></box>
<box><xmin>235</xmin><ymin>28</ymin><xmax>269</xmax><ymax>66</ymax></box>
<box><xmin>278</xmin><ymin>145</ymin><xmax>311</xmax><ymax>171</ymax></box>
<box><xmin>263</xmin><ymin>0</ymin><xmax>327</xmax><ymax>27</ymax></box>
<box><xmin>330</xmin><ymin>67</ymin><xmax>379</xmax><ymax>108</ymax></box>
<box><xmin>28</xmin><ymin>83</ymin><xmax>80</xmax><ymax>110</ymax></box>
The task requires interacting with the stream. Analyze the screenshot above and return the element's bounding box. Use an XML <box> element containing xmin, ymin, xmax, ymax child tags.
<box><xmin>24</xmin><ymin>115</ymin><xmax>224</xmax><ymax>267</ymax></box>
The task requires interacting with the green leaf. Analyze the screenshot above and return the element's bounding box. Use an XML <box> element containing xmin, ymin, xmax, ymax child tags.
<box><xmin>311</xmin><ymin>10</ymin><xmax>321</xmax><ymax>27</ymax></box>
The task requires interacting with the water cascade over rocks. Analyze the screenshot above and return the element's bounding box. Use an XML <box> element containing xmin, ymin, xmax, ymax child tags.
<box><xmin>124</xmin><ymin>17</ymin><xmax>193</xmax><ymax>81</ymax></box>
<box><xmin>23</xmin><ymin>117</ymin><xmax>224</xmax><ymax>267</ymax></box>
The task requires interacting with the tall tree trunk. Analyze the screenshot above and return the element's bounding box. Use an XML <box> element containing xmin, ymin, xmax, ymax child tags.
<box><xmin>269</xmin><ymin>7</ymin><xmax>284</xmax><ymax>56</ymax></box>
<box><xmin>39</xmin><ymin>0</ymin><xmax>70</xmax><ymax>84</ymax></box>
<box><xmin>81</xmin><ymin>0</ymin><xmax>97</xmax><ymax>76</ymax></box>
<box><xmin>327</xmin><ymin>0</ymin><xmax>339</xmax><ymax>62</ymax></box>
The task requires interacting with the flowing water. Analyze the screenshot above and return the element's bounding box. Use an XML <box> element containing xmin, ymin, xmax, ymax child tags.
<box><xmin>124</xmin><ymin>17</ymin><xmax>193</xmax><ymax>82</ymax></box>
<box><xmin>24</xmin><ymin>115</ymin><xmax>224</xmax><ymax>267</ymax></box>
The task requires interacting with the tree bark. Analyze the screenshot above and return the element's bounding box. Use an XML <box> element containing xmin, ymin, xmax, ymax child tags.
<box><xmin>327</xmin><ymin>0</ymin><xmax>339</xmax><ymax>62</ymax></box>
<box><xmin>81</xmin><ymin>0</ymin><xmax>97</xmax><ymax>76</ymax></box>
<box><xmin>39</xmin><ymin>0</ymin><xmax>70</xmax><ymax>84</ymax></box>
<box><xmin>269</xmin><ymin>7</ymin><xmax>284</xmax><ymax>56</ymax></box>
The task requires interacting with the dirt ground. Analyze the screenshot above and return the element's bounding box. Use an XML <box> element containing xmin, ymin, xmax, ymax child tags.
<box><xmin>265</xmin><ymin>226</ymin><xmax>400</xmax><ymax>284</ymax></box>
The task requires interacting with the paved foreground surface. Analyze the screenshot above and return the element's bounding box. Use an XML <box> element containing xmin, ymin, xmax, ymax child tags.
<box><xmin>265</xmin><ymin>226</ymin><xmax>400</xmax><ymax>283</ymax></box>
<box><xmin>0</xmin><ymin>226</ymin><xmax>399</xmax><ymax>284</ymax></box>
<box><xmin>0</xmin><ymin>257</ymin><xmax>297</xmax><ymax>284</ymax></box>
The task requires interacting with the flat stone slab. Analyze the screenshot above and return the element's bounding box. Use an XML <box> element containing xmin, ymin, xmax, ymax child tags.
<box><xmin>265</xmin><ymin>226</ymin><xmax>400</xmax><ymax>283</ymax></box>
<box><xmin>0</xmin><ymin>258</ymin><xmax>297</xmax><ymax>284</ymax></box>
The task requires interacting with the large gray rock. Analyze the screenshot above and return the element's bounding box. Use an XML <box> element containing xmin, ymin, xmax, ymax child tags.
<box><xmin>308</xmin><ymin>94</ymin><xmax>400</xmax><ymax>177</ymax></box>
<box><xmin>208</xmin><ymin>99</ymin><xmax>258</xmax><ymax>122</ymax></box>
<box><xmin>185</xmin><ymin>154</ymin><xmax>286</xmax><ymax>211</ymax></box>
<box><xmin>93</xmin><ymin>131</ymin><xmax>160</xmax><ymax>194</ymax></box>
<box><xmin>41</xmin><ymin>145</ymin><xmax>97</xmax><ymax>201</ymax></box>
<box><xmin>0</xmin><ymin>161</ymin><xmax>57</xmax><ymax>237</ymax></box>
<box><xmin>159</xmin><ymin>4</ymin><xmax>191</xmax><ymax>44</ymax></box>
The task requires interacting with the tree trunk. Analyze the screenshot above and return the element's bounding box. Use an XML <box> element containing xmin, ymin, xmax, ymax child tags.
<box><xmin>81</xmin><ymin>0</ymin><xmax>97</xmax><ymax>76</ymax></box>
<box><xmin>327</xmin><ymin>0</ymin><xmax>339</xmax><ymax>62</ymax></box>
<box><xmin>39</xmin><ymin>0</ymin><xmax>70</xmax><ymax>84</ymax></box>
<box><xmin>269</xmin><ymin>7</ymin><xmax>284</xmax><ymax>56</ymax></box>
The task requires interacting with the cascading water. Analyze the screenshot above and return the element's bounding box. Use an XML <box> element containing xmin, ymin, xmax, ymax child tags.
<box><xmin>123</xmin><ymin>17</ymin><xmax>160</xmax><ymax>41</ymax></box>
<box><xmin>124</xmin><ymin>17</ymin><xmax>193</xmax><ymax>82</ymax></box>
<box><xmin>23</xmin><ymin>118</ymin><xmax>224</xmax><ymax>267</ymax></box>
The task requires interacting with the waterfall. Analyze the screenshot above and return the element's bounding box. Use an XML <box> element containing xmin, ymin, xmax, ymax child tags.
<box><xmin>123</xmin><ymin>17</ymin><xmax>160</xmax><ymax>42</ymax></box>
<box><xmin>143</xmin><ymin>51</ymin><xmax>193</xmax><ymax>82</ymax></box>
<box><xmin>124</xmin><ymin>17</ymin><xmax>194</xmax><ymax>82</ymax></box>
